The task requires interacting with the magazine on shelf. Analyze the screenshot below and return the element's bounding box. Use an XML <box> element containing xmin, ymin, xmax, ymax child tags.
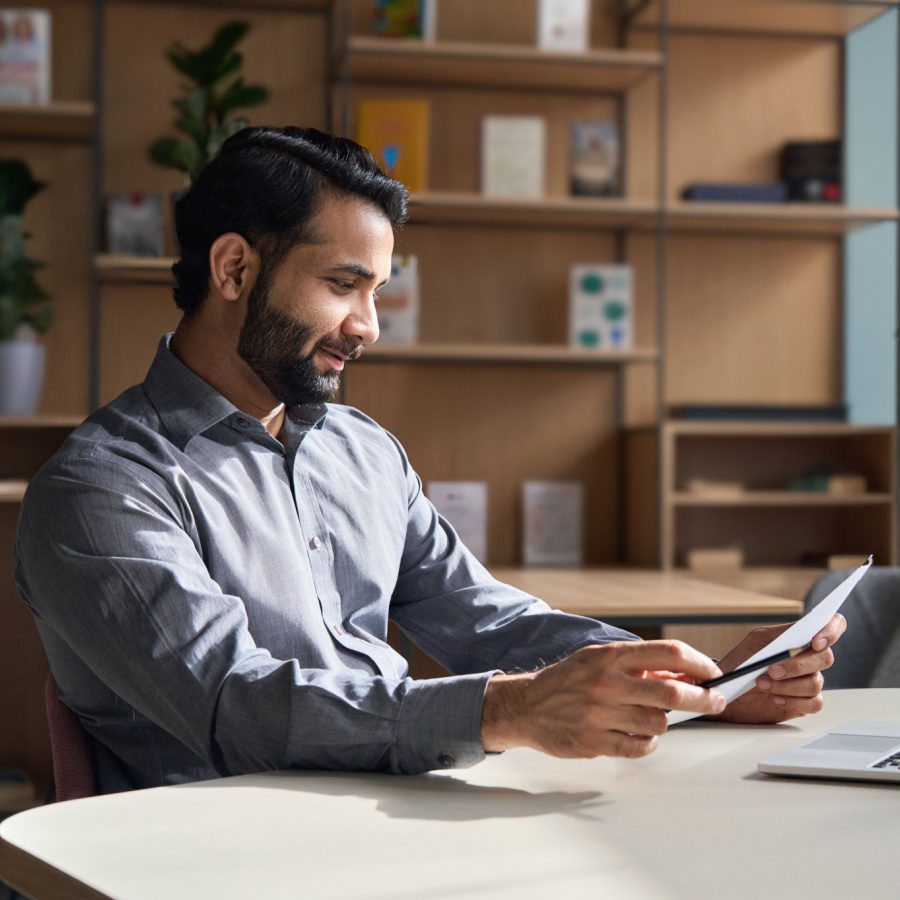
<box><xmin>375</xmin><ymin>253</ymin><xmax>419</xmax><ymax>345</ymax></box>
<box><xmin>428</xmin><ymin>481</ymin><xmax>488</xmax><ymax>563</ymax></box>
<box><xmin>568</xmin><ymin>263</ymin><xmax>633</xmax><ymax>350</ymax></box>
<box><xmin>522</xmin><ymin>480</ymin><xmax>584</xmax><ymax>567</ymax></box>
<box><xmin>356</xmin><ymin>98</ymin><xmax>430</xmax><ymax>192</ymax></box>
<box><xmin>105</xmin><ymin>192</ymin><xmax>166</xmax><ymax>257</ymax></box>
<box><xmin>0</xmin><ymin>8</ymin><xmax>51</xmax><ymax>104</ymax></box>
<box><xmin>480</xmin><ymin>115</ymin><xmax>546</xmax><ymax>198</ymax></box>
<box><xmin>570</xmin><ymin>121</ymin><xmax>620</xmax><ymax>197</ymax></box>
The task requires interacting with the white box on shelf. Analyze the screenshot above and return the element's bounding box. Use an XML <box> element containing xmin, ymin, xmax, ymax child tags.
<box><xmin>0</xmin><ymin>9</ymin><xmax>51</xmax><ymax>104</ymax></box>
<box><xmin>481</xmin><ymin>116</ymin><xmax>546</xmax><ymax>199</ymax></box>
<box><xmin>522</xmin><ymin>480</ymin><xmax>583</xmax><ymax>567</ymax></box>
<box><xmin>568</xmin><ymin>264</ymin><xmax>633</xmax><ymax>350</ymax></box>
<box><xmin>536</xmin><ymin>0</ymin><xmax>590</xmax><ymax>52</ymax></box>
<box><xmin>428</xmin><ymin>481</ymin><xmax>488</xmax><ymax>563</ymax></box>
<box><xmin>376</xmin><ymin>254</ymin><xmax>419</xmax><ymax>345</ymax></box>
<box><xmin>105</xmin><ymin>192</ymin><xmax>165</xmax><ymax>257</ymax></box>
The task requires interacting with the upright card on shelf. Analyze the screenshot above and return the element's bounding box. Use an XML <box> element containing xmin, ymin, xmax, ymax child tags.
<box><xmin>570</xmin><ymin>120</ymin><xmax>620</xmax><ymax>196</ymax></box>
<box><xmin>105</xmin><ymin>192</ymin><xmax>165</xmax><ymax>257</ymax></box>
<box><xmin>522</xmin><ymin>481</ymin><xmax>584</xmax><ymax>567</ymax></box>
<box><xmin>0</xmin><ymin>9</ymin><xmax>51</xmax><ymax>104</ymax></box>
<box><xmin>376</xmin><ymin>253</ymin><xmax>419</xmax><ymax>345</ymax></box>
<box><xmin>569</xmin><ymin>264</ymin><xmax>633</xmax><ymax>350</ymax></box>
<box><xmin>480</xmin><ymin>115</ymin><xmax>546</xmax><ymax>198</ymax></box>
<box><xmin>374</xmin><ymin>0</ymin><xmax>437</xmax><ymax>40</ymax></box>
<box><xmin>428</xmin><ymin>481</ymin><xmax>488</xmax><ymax>563</ymax></box>
<box><xmin>356</xmin><ymin>98</ymin><xmax>430</xmax><ymax>193</ymax></box>
<box><xmin>536</xmin><ymin>0</ymin><xmax>589</xmax><ymax>52</ymax></box>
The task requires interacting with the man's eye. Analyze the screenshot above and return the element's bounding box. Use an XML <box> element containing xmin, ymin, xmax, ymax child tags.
<box><xmin>331</xmin><ymin>279</ymin><xmax>354</xmax><ymax>291</ymax></box>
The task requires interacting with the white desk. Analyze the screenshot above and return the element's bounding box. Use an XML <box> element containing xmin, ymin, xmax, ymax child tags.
<box><xmin>2</xmin><ymin>689</ymin><xmax>898</xmax><ymax>900</ymax></box>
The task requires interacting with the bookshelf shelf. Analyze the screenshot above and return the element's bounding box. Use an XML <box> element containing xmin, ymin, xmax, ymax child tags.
<box><xmin>95</xmin><ymin>255</ymin><xmax>173</xmax><ymax>283</ymax></box>
<box><xmin>340</xmin><ymin>37</ymin><xmax>663</xmax><ymax>93</ymax></box>
<box><xmin>626</xmin><ymin>0</ymin><xmax>897</xmax><ymax>37</ymax></box>
<box><xmin>667</xmin><ymin>201</ymin><xmax>899</xmax><ymax>236</ymax></box>
<box><xmin>0</xmin><ymin>102</ymin><xmax>96</xmax><ymax>142</ymax></box>
<box><xmin>361</xmin><ymin>343</ymin><xmax>658</xmax><ymax>366</ymax></box>
<box><xmin>0</xmin><ymin>480</ymin><xmax>29</xmax><ymax>504</ymax></box>
<box><xmin>672</xmin><ymin>491</ymin><xmax>893</xmax><ymax>508</ymax></box>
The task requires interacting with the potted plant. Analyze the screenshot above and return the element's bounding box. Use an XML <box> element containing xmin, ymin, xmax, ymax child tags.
<box><xmin>0</xmin><ymin>159</ymin><xmax>51</xmax><ymax>415</ymax></box>
<box><xmin>148</xmin><ymin>21</ymin><xmax>269</xmax><ymax>183</ymax></box>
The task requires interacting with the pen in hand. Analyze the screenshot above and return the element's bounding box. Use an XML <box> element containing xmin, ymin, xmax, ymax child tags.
<box><xmin>699</xmin><ymin>644</ymin><xmax>812</xmax><ymax>689</ymax></box>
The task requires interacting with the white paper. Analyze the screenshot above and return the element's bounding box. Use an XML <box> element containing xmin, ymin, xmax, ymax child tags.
<box><xmin>428</xmin><ymin>481</ymin><xmax>488</xmax><ymax>563</ymax></box>
<box><xmin>522</xmin><ymin>480</ymin><xmax>583</xmax><ymax>567</ymax></box>
<box><xmin>667</xmin><ymin>554</ymin><xmax>873</xmax><ymax>725</ymax></box>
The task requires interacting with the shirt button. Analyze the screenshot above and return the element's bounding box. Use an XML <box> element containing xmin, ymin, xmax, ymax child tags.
<box><xmin>437</xmin><ymin>753</ymin><xmax>455</xmax><ymax>768</ymax></box>
<box><xmin>309</xmin><ymin>536</ymin><xmax>322</xmax><ymax>550</ymax></box>
<box><xmin>332</xmin><ymin>623</ymin><xmax>346</xmax><ymax>636</ymax></box>
<box><xmin>236</xmin><ymin>417</ymin><xmax>251</xmax><ymax>428</ymax></box>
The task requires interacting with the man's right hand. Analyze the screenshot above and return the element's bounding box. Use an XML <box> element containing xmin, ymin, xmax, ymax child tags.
<box><xmin>481</xmin><ymin>640</ymin><xmax>725</xmax><ymax>759</ymax></box>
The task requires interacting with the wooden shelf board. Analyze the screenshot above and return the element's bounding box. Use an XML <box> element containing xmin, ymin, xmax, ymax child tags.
<box><xmin>0</xmin><ymin>480</ymin><xmax>28</xmax><ymax>503</ymax></box>
<box><xmin>627</xmin><ymin>0</ymin><xmax>897</xmax><ymax>36</ymax></box>
<box><xmin>108</xmin><ymin>0</ymin><xmax>330</xmax><ymax>8</ymax></box>
<box><xmin>663</xmin><ymin>421</ymin><xmax>896</xmax><ymax>438</ymax></box>
<box><xmin>409</xmin><ymin>192</ymin><xmax>661</xmax><ymax>229</ymax></box>
<box><xmin>362</xmin><ymin>343</ymin><xmax>658</xmax><ymax>365</ymax></box>
<box><xmin>408</xmin><ymin>194</ymin><xmax>898</xmax><ymax>233</ymax></box>
<box><xmin>0</xmin><ymin>415</ymin><xmax>83</xmax><ymax>429</ymax></box>
<box><xmin>667</xmin><ymin>201</ymin><xmax>899</xmax><ymax>236</ymax></box>
<box><xmin>672</xmin><ymin>490</ymin><xmax>893</xmax><ymax>507</ymax></box>
<box><xmin>341</xmin><ymin>37</ymin><xmax>663</xmax><ymax>92</ymax></box>
<box><xmin>96</xmin><ymin>255</ymin><xmax>174</xmax><ymax>284</ymax></box>
<box><xmin>0</xmin><ymin>101</ymin><xmax>96</xmax><ymax>141</ymax></box>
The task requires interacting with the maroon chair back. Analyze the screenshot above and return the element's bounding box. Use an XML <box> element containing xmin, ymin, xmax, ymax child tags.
<box><xmin>44</xmin><ymin>672</ymin><xmax>97</xmax><ymax>801</ymax></box>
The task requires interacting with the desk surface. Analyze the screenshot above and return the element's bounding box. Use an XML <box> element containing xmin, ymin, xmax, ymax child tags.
<box><xmin>2</xmin><ymin>689</ymin><xmax>898</xmax><ymax>900</ymax></box>
<box><xmin>490</xmin><ymin>567</ymin><xmax>802</xmax><ymax>622</ymax></box>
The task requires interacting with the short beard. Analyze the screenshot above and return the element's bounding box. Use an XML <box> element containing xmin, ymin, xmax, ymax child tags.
<box><xmin>237</xmin><ymin>269</ymin><xmax>341</xmax><ymax>407</ymax></box>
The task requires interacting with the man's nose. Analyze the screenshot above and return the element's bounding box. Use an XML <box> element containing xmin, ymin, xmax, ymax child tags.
<box><xmin>344</xmin><ymin>293</ymin><xmax>380</xmax><ymax>346</ymax></box>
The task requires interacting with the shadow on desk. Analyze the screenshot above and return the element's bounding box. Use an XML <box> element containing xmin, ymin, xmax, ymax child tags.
<box><xmin>185</xmin><ymin>769</ymin><xmax>608</xmax><ymax>823</ymax></box>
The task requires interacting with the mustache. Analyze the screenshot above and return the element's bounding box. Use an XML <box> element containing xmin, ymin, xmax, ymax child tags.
<box><xmin>315</xmin><ymin>337</ymin><xmax>364</xmax><ymax>362</ymax></box>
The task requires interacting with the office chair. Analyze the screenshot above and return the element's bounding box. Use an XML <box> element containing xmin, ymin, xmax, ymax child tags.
<box><xmin>803</xmin><ymin>566</ymin><xmax>900</xmax><ymax>688</ymax></box>
<box><xmin>44</xmin><ymin>672</ymin><xmax>97</xmax><ymax>801</ymax></box>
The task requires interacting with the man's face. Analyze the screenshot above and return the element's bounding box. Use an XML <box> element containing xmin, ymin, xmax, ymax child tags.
<box><xmin>237</xmin><ymin>193</ymin><xmax>394</xmax><ymax>406</ymax></box>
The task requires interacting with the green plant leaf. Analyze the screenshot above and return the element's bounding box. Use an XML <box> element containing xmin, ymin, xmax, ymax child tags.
<box><xmin>0</xmin><ymin>160</ymin><xmax>46</xmax><ymax>216</ymax></box>
<box><xmin>173</xmin><ymin>88</ymin><xmax>210</xmax><ymax>145</ymax></box>
<box><xmin>166</xmin><ymin>43</ymin><xmax>204</xmax><ymax>84</ymax></box>
<box><xmin>0</xmin><ymin>294</ymin><xmax>19</xmax><ymax>339</ymax></box>
<box><xmin>25</xmin><ymin>304</ymin><xmax>54</xmax><ymax>334</ymax></box>
<box><xmin>148</xmin><ymin>137</ymin><xmax>204</xmax><ymax>179</ymax></box>
<box><xmin>206</xmin><ymin>118</ymin><xmax>249</xmax><ymax>159</ymax></box>
<box><xmin>217</xmin><ymin>79</ymin><xmax>269</xmax><ymax>119</ymax></box>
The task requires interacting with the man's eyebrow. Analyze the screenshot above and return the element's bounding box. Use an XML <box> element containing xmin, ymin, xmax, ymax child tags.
<box><xmin>327</xmin><ymin>263</ymin><xmax>376</xmax><ymax>280</ymax></box>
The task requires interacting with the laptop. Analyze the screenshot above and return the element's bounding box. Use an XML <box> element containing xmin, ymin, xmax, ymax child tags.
<box><xmin>759</xmin><ymin>721</ymin><xmax>900</xmax><ymax>783</ymax></box>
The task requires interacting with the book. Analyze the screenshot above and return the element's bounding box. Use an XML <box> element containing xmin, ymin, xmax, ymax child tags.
<box><xmin>682</xmin><ymin>182</ymin><xmax>789</xmax><ymax>203</ymax></box>
<box><xmin>522</xmin><ymin>480</ymin><xmax>583</xmax><ymax>567</ymax></box>
<box><xmin>356</xmin><ymin>98</ymin><xmax>430</xmax><ymax>193</ymax></box>
<box><xmin>0</xmin><ymin>8</ymin><xmax>51</xmax><ymax>104</ymax></box>
<box><xmin>686</xmin><ymin>547</ymin><xmax>745</xmax><ymax>572</ymax></box>
<box><xmin>481</xmin><ymin>116</ymin><xmax>546</xmax><ymax>198</ymax></box>
<box><xmin>568</xmin><ymin>264</ymin><xmax>632</xmax><ymax>350</ymax></box>
<box><xmin>376</xmin><ymin>253</ymin><xmax>419</xmax><ymax>345</ymax></box>
<box><xmin>428</xmin><ymin>481</ymin><xmax>488</xmax><ymax>563</ymax></box>
<box><xmin>536</xmin><ymin>0</ymin><xmax>590</xmax><ymax>52</ymax></box>
<box><xmin>374</xmin><ymin>0</ymin><xmax>437</xmax><ymax>40</ymax></box>
<box><xmin>570</xmin><ymin>120</ymin><xmax>619</xmax><ymax>197</ymax></box>
<box><xmin>105</xmin><ymin>192</ymin><xmax>165</xmax><ymax>257</ymax></box>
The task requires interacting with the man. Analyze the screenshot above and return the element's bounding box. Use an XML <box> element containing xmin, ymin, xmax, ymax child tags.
<box><xmin>15</xmin><ymin>127</ymin><xmax>844</xmax><ymax>793</ymax></box>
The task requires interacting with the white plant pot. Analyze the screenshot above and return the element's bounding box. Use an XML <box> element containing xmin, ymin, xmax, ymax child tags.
<box><xmin>0</xmin><ymin>335</ymin><xmax>46</xmax><ymax>415</ymax></box>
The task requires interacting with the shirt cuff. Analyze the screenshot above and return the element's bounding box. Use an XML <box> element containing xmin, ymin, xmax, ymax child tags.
<box><xmin>395</xmin><ymin>671</ymin><xmax>499</xmax><ymax>774</ymax></box>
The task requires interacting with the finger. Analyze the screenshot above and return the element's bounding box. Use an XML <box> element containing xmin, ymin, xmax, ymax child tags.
<box><xmin>612</xmin><ymin>640</ymin><xmax>721</xmax><ymax>682</ymax></box>
<box><xmin>761</xmin><ymin>646</ymin><xmax>835</xmax><ymax>683</ymax></box>
<box><xmin>811</xmin><ymin>613</ymin><xmax>847</xmax><ymax>651</ymax></box>
<box><xmin>631</xmin><ymin>674</ymin><xmax>727</xmax><ymax>715</ymax></box>
<box><xmin>766</xmin><ymin>692</ymin><xmax>826</xmax><ymax>720</ymax></box>
<box><xmin>605</xmin><ymin>731</ymin><xmax>659</xmax><ymax>759</ymax></box>
<box><xmin>756</xmin><ymin>671</ymin><xmax>825</xmax><ymax>698</ymax></box>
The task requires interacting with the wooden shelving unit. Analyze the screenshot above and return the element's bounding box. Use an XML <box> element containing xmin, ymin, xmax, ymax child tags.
<box><xmin>0</xmin><ymin>101</ymin><xmax>96</xmax><ymax>142</ymax></box>
<box><xmin>626</xmin><ymin>0</ymin><xmax>897</xmax><ymax>36</ymax></box>
<box><xmin>339</xmin><ymin>36</ymin><xmax>663</xmax><ymax>92</ymax></box>
<box><xmin>362</xmin><ymin>343</ymin><xmax>658</xmax><ymax>366</ymax></box>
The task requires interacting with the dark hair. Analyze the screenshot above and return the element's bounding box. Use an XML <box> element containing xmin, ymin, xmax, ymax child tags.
<box><xmin>171</xmin><ymin>126</ymin><xmax>409</xmax><ymax>315</ymax></box>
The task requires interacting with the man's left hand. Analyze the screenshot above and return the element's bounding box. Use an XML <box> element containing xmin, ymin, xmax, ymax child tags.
<box><xmin>710</xmin><ymin>613</ymin><xmax>847</xmax><ymax>724</ymax></box>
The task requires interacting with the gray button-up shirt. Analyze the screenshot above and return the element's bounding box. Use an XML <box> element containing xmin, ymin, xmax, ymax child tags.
<box><xmin>15</xmin><ymin>336</ymin><xmax>637</xmax><ymax>793</ymax></box>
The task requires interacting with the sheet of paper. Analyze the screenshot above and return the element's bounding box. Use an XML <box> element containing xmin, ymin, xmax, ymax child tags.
<box><xmin>667</xmin><ymin>555</ymin><xmax>873</xmax><ymax>726</ymax></box>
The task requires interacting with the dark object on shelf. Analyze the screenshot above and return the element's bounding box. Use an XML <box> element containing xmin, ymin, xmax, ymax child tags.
<box><xmin>782</xmin><ymin>139</ymin><xmax>841</xmax><ymax>203</ymax></box>
<box><xmin>673</xmin><ymin>404</ymin><xmax>848</xmax><ymax>422</ymax></box>
<box><xmin>681</xmin><ymin>182</ymin><xmax>788</xmax><ymax>203</ymax></box>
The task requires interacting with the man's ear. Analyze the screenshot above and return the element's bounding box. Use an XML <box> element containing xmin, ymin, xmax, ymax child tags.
<box><xmin>208</xmin><ymin>233</ymin><xmax>259</xmax><ymax>303</ymax></box>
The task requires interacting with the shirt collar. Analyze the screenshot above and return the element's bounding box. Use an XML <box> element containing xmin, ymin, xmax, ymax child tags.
<box><xmin>142</xmin><ymin>334</ymin><xmax>329</xmax><ymax>451</ymax></box>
